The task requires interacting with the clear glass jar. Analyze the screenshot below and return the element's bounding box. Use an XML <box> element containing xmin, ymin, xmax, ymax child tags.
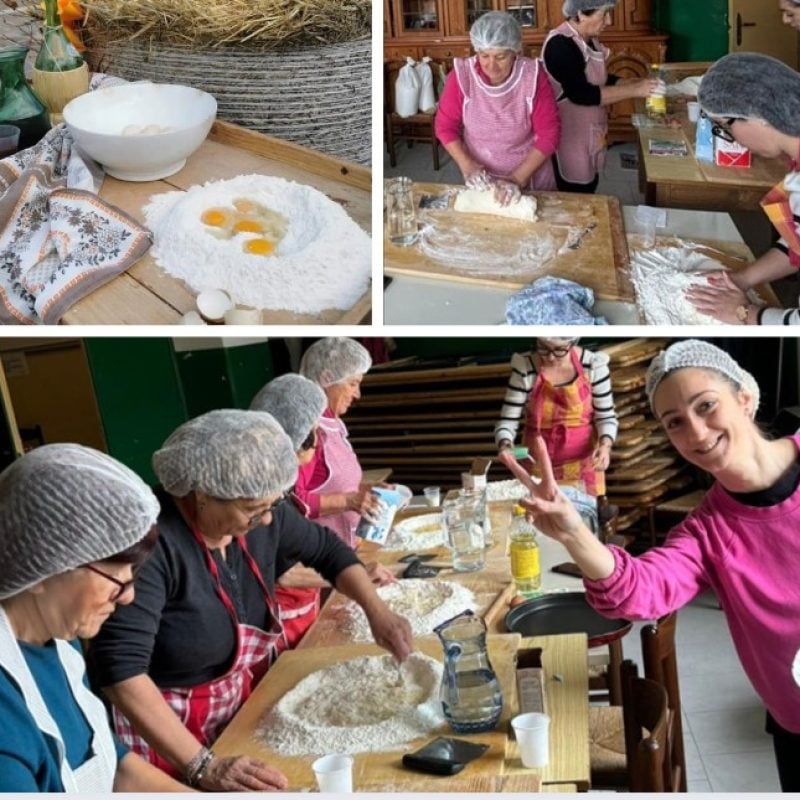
<box><xmin>442</xmin><ymin>496</ymin><xmax>485</xmax><ymax>573</ymax></box>
<box><xmin>385</xmin><ymin>176</ymin><xmax>418</xmax><ymax>247</ymax></box>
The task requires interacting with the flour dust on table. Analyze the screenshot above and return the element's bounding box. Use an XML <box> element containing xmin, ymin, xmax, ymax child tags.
<box><xmin>383</xmin><ymin>513</ymin><xmax>445</xmax><ymax>551</ymax></box>
<box><xmin>342</xmin><ymin>579</ymin><xmax>477</xmax><ymax>641</ymax></box>
<box><xmin>259</xmin><ymin>653</ymin><xmax>445</xmax><ymax>755</ymax></box>
<box><xmin>144</xmin><ymin>174</ymin><xmax>371</xmax><ymax>314</ymax></box>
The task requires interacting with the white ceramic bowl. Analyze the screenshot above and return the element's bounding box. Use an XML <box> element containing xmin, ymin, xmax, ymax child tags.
<box><xmin>63</xmin><ymin>82</ymin><xmax>217</xmax><ymax>181</ymax></box>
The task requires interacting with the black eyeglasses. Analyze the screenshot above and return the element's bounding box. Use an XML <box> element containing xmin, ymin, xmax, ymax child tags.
<box><xmin>231</xmin><ymin>492</ymin><xmax>289</xmax><ymax>527</ymax></box>
<box><xmin>82</xmin><ymin>564</ymin><xmax>135</xmax><ymax>601</ymax></box>
<box><xmin>710</xmin><ymin>117</ymin><xmax>739</xmax><ymax>144</ymax></box>
<box><xmin>536</xmin><ymin>345</ymin><xmax>570</xmax><ymax>358</ymax></box>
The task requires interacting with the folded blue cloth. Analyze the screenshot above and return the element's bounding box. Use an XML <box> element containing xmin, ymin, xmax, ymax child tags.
<box><xmin>505</xmin><ymin>276</ymin><xmax>607</xmax><ymax>325</ymax></box>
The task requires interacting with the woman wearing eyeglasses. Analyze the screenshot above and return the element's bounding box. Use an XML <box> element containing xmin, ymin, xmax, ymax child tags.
<box><xmin>495</xmin><ymin>337</ymin><xmax>618</xmax><ymax>496</ymax></box>
<box><xmin>541</xmin><ymin>0</ymin><xmax>662</xmax><ymax>194</ymax></box>
<box><xmin>686</xmin><ymin>52</ymin><xmax>800</xmax><ymax>325</ymax></box>
<box><xmin>89</xmin><ymin>410</ymin><xmax>413</xmax><ymax>792</ymax></box>
<box><xmin>0</xmin><ymin>444</ymin><xmax>192</xmax><ymax>792</ymax></box>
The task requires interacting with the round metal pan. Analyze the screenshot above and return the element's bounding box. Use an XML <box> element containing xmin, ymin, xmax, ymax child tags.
<box><xmin>504</xmin><ymin>591</ymin><xmax>632</xmax><ymax>647</ymax></box>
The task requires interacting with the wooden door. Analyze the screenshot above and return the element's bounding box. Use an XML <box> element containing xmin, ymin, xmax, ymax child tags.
<box><xmin>447</xmin><ymin>0</ymin><xmax>494</xmax><ymax>36</ymax></box>
<box><xmin>385</xmin><ymin>0</ymin><xmax>394</xmax><ymax>38</ymax></box>
<box><xmin>623</xmin><ymin>0</ymin><xmax>654</xmax><ymax>31</ymax></box>
<box><xmin>729</xmin><ymin>0</ymin><xmax>799</xmax><ymax>68</ymax></box>
<box><xmin>391</xmin><ymin>0</ymin><xmax>446</xmax><ymax>37</ymax></box>
<box><xmin>497</xmin><ymin>0</ymin><xmax>550</xmax><ymax>33</ymax></box>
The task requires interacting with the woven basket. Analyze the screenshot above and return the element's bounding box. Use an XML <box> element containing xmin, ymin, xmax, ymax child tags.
<box><xmin>86</xmin><ymin>36</ymin><xmax>371</xmax><ymax>165</ymax></box>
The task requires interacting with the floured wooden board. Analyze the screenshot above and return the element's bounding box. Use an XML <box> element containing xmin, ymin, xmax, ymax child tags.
<box><xmin>384</xmin><ymin>183</ymin><xmax>632</xmax><ymax>301</ymax></box>
<box><xmin>64</xmin><ymin>121</ymin><xmax>371</xmax><ymax>324</ymax></box>
<box><xmin>359</xmin><ymin>772</ymin><xmax>541</xmax><ymax>792</ymax></box>
<box><xmin>300</xmin><ymin>573</ymin><xmax>515</xmax><ymax>649</ymax></box>
<box><xmin>212</xmin><ymin>635</ymin><xmax>521</xmax><ymax>791</ymax></box>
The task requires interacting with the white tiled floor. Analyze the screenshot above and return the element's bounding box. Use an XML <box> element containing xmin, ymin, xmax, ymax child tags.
<box><xmin>620</xmin><ymin>592</ymin><xmax>781</xmax><ymax>793</ymax></box>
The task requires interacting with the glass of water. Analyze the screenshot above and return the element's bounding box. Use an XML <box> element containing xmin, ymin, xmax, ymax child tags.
<box><xmin>442</xmin><ymin>497</ymin><xmax>485</xmax><ymax>573</ymax></box>
<box><xmin>386</xmin><ymin>176</ymin><xmax>418</xmax><ymax>247</ymax></box>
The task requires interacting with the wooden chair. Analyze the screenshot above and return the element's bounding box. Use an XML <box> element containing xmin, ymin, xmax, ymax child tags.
<box><xmin>621</xmin><ymin>660</ymin><xmax>672</xmax><ymax>793</ymax></box>
<box><xmin>590</xmin><ymin>613</ymin><xmax>686</xmax><ymax>792</ymax></box>
<box><xmin>384</xmin><ymin>57</ymin><xmax>449</xmax><ymax>171</ymax></box>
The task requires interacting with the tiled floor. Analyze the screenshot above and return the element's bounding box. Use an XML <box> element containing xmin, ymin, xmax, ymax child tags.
<box><xmin>619</xmin><ymin>591</ymin><xmax>781</xmax><ymax>793</ymax></box>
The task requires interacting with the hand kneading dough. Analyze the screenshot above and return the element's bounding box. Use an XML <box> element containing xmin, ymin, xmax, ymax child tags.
<box><xmin>453</xmin><ymin>188</ymin><xmax>538</xmax><ymax>221</ymax></box>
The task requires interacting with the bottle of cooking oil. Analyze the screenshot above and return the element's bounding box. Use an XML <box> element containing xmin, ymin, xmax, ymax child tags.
<box><xmin>645</xmin><ymin>64</ymin><xmax>667</xmax><ymax>118</ymax></box>
<box><xmin>509</xmin><ymin>505</ymin><xmax>541</xmax><ymax>598</ymax></box>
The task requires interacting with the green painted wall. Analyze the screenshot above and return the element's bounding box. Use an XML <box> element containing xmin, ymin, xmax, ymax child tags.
<box><xmin>656</xmin><ymin>0</ymin><xmax>729</xmax><ymax>62</ymax></box>
<box><xmin>84</xmin><ymin>339</ymin><xmax>188</xmax><ymax>484</ymax></box>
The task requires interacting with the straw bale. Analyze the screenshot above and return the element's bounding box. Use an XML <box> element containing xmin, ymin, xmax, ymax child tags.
<box><xmin>82</xmin><ymin>0</ymin><xmax>370</xmax><ymax>48</ymax></box>
<box><xmin>87</xmin><ymin>36</ymin><xmax>371</xmax><ymax>164</ymax></box>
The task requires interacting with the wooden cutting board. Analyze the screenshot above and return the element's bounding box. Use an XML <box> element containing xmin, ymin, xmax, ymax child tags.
<box><xmin>607</xmin><ymin>455</ymin><xmax>677</xmax><ymax>481</ymax></box>
<box><xmin>359</xmin><ymin>772</ymin><xmax>541</xmax><ymax>792</ymax></box>
<box><xmin>299</xmin><ymin>575</ymin><xmax>515</xmax><ymax>649</ymax></box>
<box><xmin>212</xmin><ymin>635</ymin><xmax>521</xmax><ymax>791</ymax></box>
<box><xmin>611</xmin><ymin>367</ymin><xmax>648</xmax><ymax>392</ymax></box>
<box><xmin>601</xmin><ymin>338</ymin><xmax>672</xmax><ymax>367</ymax></box>
<box><xmin>384</xmin><ymin>183</ymin><xmax>632</xmax><ymax>301</ymax></box>
<box><xmin>606</xmin><ymin>466</ymin><xmax>683</xmax><ymax>494</ymax></box>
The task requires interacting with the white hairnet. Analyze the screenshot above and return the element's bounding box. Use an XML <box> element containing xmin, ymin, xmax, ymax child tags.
<box><xmin>536</xmin><ymin>336</ymin><xmax>580</xmax><ymax>346</ymax></box>
<box><xmin>562</xmin><ymin>0</ymin><xmax>618</xmax><ymax>18</ymax></box>
<box><xmin>153</xmin><ymin>409</ymin><xmax>298</xmax><ymax>499</ymax></box>
<box><xmin>646</xmin><ymin>340</ymin><xmax>760</xmax><ymax>419</ymax></box>
<box><xmin>0</xmin><ymin>444</ymin><xmax>159</xmax><ymax>600</ymax></box>
<box><xmin>299</xmin><ymin>337</ymin><xmax>372</xmax><ymax>388</ymax></box>
<box><xmin>698</xmin><ymin>53</ymin><xmax>800</xmax><ymax>136</ymax></box>
<box><xmin>249</xmin><ymin>374</ymin><xmax>327</xmax><ymax>450</ymax></box>
<box><xmin>469</xmin><ymin>11</ymin><xmax>522</xmax><ymax>53</ymax></box>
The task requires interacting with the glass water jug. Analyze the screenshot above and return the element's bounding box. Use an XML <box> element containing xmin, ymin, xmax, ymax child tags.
<box><xmin>0</xmin><ymin>47</ymin><xmax>50</xmax><ymax>150</ymax></box>
<box><xmin>434</xmin><ymin>609</ymin><xmax>503</xmax><ymax>733</ymax></box>
<box><xmin>385</xmin><ymin>176</ymin><xmax>418</xmax><ymax>246</ymax></box>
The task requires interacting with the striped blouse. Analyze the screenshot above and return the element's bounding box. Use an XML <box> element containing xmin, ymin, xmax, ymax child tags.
<box><xmin>494</xmin><ymin>348</ymin><xmax>618</xmax><ymax>446</ymax></box>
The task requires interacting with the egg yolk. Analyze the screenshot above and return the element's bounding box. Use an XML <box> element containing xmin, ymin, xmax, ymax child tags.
<box><xmin>233</xmin><ymin>219</ymin><xmax>265</xmax><ymax>234</ymax></box>
<box><xmin>244</xmin><ymin>238</ymin><xmax>275</xmax><ymax>256</ymax></box>
<box><xmin>200</xmin><ymin>209</ymin><xmax>229</xmax><ymax>227</ymax></box>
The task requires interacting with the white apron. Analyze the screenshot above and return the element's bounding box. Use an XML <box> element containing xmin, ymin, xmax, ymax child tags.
<box><xmin>0</xmin><ymin>607</ymin><xmax>118</xmax><ymax>792</ymax></box>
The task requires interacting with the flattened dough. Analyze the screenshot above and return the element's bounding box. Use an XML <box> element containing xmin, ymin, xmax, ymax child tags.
<box><xmin>453</xmin><ymin>188</ymin><xmax>538</xmax><ymax>221</ymax></box>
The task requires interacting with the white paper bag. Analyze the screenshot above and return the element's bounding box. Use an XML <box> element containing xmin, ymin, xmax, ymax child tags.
<box><xmin>415</xmin><ymin>56</ymin><xmax>436</xmax><ymax>113</ymax></box>
<box><xmin>395</xmin><ymin>56</ymin><xmax>420</xmax><ymax>117</ymax></box>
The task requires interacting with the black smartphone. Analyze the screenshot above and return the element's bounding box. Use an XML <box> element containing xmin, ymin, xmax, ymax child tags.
<box><xmin>551</xmin><ymin>561</ymin><xmax>584</xmax><ymax>578</ymax></box>
<box><xmin>401</xmin><ymin>737</ymin><xmax>489</xmax><ymax>775</ymax></box>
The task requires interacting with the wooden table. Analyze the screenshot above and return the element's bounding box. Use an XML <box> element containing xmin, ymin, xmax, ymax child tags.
<box><xmin>504</xmin><ymin>634</ymin><xmax>590</xmax><ymax>791</ymax></box>
<box><xmin>384</xmin><ymin>182</ymin><xmax>633</xmax><ymax>302</ymax></box>
<box><xmin>63</xmin><ymin>121</ymin><xmax>371</xmax><ymax>324</ymax></box>
<box><xmin>636</xmin><ymin>105</ymin><xmax>786</xmax><ymax>212</ymax></box>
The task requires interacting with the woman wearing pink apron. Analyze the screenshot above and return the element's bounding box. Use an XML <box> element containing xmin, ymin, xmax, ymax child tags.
<box><xmin>495</xmin><ymin>338</ymin><xmax>618</xmax><ymax>497</ymax></box>
<box><xmin>90</xmin><ymin>410</ymin><xmax>412</xmax><ymax>792</ymax></box>
<box><xmin>435</xmin><ymin>11</ymin><xmax>559</xmax><ymax>205</ymax></box>
<box><xmin>542</xmin><ymin>0</ymin><xmax>660</xmax><ymax>193</ymax></box>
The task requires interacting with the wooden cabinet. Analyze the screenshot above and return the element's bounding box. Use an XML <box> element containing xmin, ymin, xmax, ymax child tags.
<box><xmin>385</xmin><ymin>0</ymin><xmax>667</xmax><ymax>140</ymax></box>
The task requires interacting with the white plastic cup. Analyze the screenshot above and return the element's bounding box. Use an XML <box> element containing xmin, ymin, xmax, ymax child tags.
<box><xmin>687</xmin><ymin>101</ymin><xmax>700</xmax><ymax>123</ymax></box>
<box><xmin>511</xmin><ymin>712</ymin><xmax>551</xmax><ymax>768</ymax></box>
<box><xmin>423</xmin><ymin>486</ymin><xmax>441</xmax><ymax>506</ymax></box>
<box><xmin>311</xmin><ymin>753</ymin><xmax>353</xmax><ymax>793</ymax></box>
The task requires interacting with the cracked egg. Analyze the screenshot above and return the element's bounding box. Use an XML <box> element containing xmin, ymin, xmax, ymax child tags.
<box><xmin>199</xmin><ymin>197</ymin><xmax>289</xmax><ymax>257</ymax></box>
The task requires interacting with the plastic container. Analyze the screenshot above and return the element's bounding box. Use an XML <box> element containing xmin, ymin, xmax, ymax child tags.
<box><xmin>355</xmin><ymin>484</ymin><xmax>412</xmax><ymax>544</ymax></box>
<box><xmin>695</xmin><ymin>112</ymin><xmax>714</xmax><ymax>163</ymax></box>
<box><xmin>645</xmin><ymin>64</ymin><xmax>667</xmax><ymax>118</ymax></box>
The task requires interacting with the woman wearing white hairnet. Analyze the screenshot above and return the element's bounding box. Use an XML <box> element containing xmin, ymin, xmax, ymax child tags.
<box><xmin>688</xmin><ymin>53</ymin><xmax>800</xmax><ymax>325</ymax></box>
<box><xmin>0</xmin><ymin>444</ymin><xmax>189</xmax><ymax>793</ymax></box>
<box><xmin>89</xmin><ymin>410</ymin><xmax>412</xmax><ymax>792</ymax></box>
<box><xmin>518</xmin><ymin>340</ymin><xmax>800</xmax><ymax>790</ymax></box>
<box><xmin>297</xmin><ymin>337</ymin><xmax>386</xmax><ymax>546</ymax></box>
<box><xmin>780</xmin><ymin>0</ymin><xmax>800</xmax><ymax>30</ymax></box>
<box><xmin>541</xmin><ymin>0</ymin><xmax>661</xmax><ymax>193</ymax></box>
<box><xmin>250</xmin><ymin>374</ymin><xmax>396</xmax><ymax>648</ymax></box>
<box><xmin>434</xmin><ymin>11</ymin><xmax>560</xmax><ymax>205</ymax></box>
<box><xmin>494</xmin><ymin>337</ymin><xmax>617</xmax><ymax>496</ymax></box>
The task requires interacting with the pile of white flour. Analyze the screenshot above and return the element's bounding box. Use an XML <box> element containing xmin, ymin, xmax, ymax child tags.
<box><xmin>258</xmin><ymin>653</ymin><xmax>444</xmax><ymax>755</ymax></box>
<box><xmin>486</xmin><ymin>479</ymin><xmax>528</xmax><ymax>502</ymax></box>
<box><xmin>630</xmin><ymin>246</ymin><xmax>763</xmax><ymax>325</ymax></box>
<box><xmin>383</xmin><ymin>513</ymin><xmax>445</xmax><ymax>551</ymax></box>
<box><xmin>341</xmin><ymin>579</ymin><xmax>476</xmax><ymax>641</ymax></box>
<box><xmin>143</xmin><ymin>174</ymin><xmax>371</xmax><ymax>314</ymax></box>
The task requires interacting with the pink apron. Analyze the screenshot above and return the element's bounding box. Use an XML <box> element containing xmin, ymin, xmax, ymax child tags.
<box><xmin>113</xmin><ymin>524</ymin><xmax>286</xmax><ymax>777</ymax></box>
<box><xmin>524</xmin><ymin>348</ymin><xmax>604</xmax><ymax>496</ymax></box>
<box><xmin>454</xmin><ymin>55</ymin><xmax>557</xmax><ymax>190</ymax></box>
<box><xmin>543</xmin><ymin>21</ymin><xmax>609</xmax><ymax>184</ymax></box>
<box><xmin>311</xmin><ymin>414</ymin><xmax>363</xmax><ymax>548</ymax></box>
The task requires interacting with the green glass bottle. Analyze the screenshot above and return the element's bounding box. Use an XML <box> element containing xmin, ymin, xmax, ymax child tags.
<box><xmin>33</xmin><ymin>0</ymin><xmax>89</xmax><ymax>125</ymax></box>
<box><xmin>0</xmin><ymin>47</ymin><xmax>50</xmax><ymax>150</ymax></box>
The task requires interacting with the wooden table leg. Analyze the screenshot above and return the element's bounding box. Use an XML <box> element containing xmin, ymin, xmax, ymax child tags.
<box><xmin>608</xmin><ymin>638</ymin><xmax>624</xmax><ymax>706</ymax></box>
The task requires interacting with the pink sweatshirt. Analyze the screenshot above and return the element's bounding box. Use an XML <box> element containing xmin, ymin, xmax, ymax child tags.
<box><xmin>293</xmin><ymin>410</ymin><xmax>336</xmax><ymax>518</ymax></box>
<box><xmin>585</xmin><ymin>434</ymin><xmax>800</xmax><ymax>732</ymax></box>
<box><xmin>435</xmin><ymin>58</ymin><xmax>560</xmax><ymax>157</ymax></box>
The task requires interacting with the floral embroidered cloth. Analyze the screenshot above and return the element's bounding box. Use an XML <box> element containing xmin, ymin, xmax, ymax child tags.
<box><xmin>0</xmin><ymin>122</ymin><xmax>152</xmax><ymax>324</ymax></box>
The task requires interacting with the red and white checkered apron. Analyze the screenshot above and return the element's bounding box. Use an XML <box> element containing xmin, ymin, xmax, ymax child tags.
<box><xmin>524</xmin><ymin>347</ymin><xmax>604</xmax><ymax>496</ymax></box>
<box><xmin>112</xmin><ymin>523</ymin><xmax>286</xmax><ymax>777</ymax></box>
<box><xmin>275</xmin><ymin>492</ymin><xmax>321</xmax><ymax>649</ymax></box>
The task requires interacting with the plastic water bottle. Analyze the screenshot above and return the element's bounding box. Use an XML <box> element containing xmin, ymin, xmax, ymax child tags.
<box><xmin>695</xmin><ymin>112</ymin><xmax>714</xmax><ymax>162</ymax></box>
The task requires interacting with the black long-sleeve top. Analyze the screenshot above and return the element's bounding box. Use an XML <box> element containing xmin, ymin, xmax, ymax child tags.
<box><xmin>88</xmin><ymin>491</ymin><xmax>360</xmax><ymax>689</ymax></box>
<box><xmin>543</xmin><ymin>34</ymin><xmax>619</xmax><ymax>106</ymax></box>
